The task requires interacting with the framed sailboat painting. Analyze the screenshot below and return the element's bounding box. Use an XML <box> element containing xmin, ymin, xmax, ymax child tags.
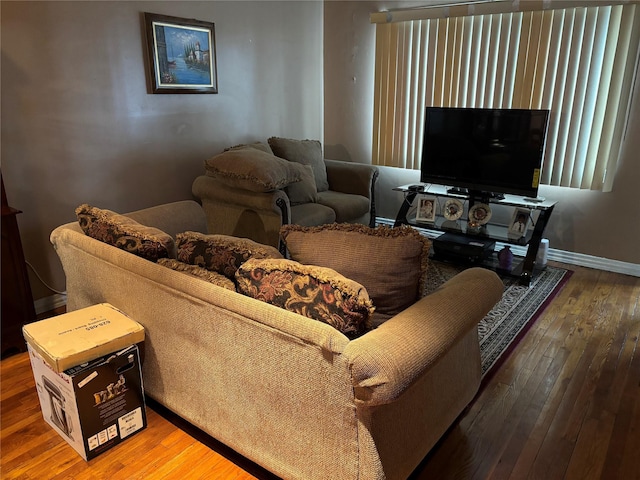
<box><xmin>144</xmin><ymin>12</ymin><xmax>218</xmax><ymax>94</ymax></box>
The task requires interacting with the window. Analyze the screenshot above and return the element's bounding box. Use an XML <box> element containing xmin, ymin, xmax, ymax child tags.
<box><xmin>371</xmin><ymin>2</ymin><xmax>639</xmax><ymax>191</ymax></box>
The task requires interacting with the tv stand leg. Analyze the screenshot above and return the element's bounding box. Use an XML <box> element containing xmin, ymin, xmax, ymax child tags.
<box><xmin>519</xmin><ymin>205</ymin><xmax>554</xmax><ymax>285</ymax></box>
<box><xmin>393</xmin><ymin>191</ymin><xmax>418</xmax><ymax>227</ymax></box>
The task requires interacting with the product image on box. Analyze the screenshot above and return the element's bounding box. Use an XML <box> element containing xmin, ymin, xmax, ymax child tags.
<box><xmin>29</xmin><ymin>343</ymin><xmax>147</xmax><ymax>461</ymax></box>
<box><xmin>42</xmin><ymin>376</ymin><xmax>74</xmax><ymax>439</ymax></box>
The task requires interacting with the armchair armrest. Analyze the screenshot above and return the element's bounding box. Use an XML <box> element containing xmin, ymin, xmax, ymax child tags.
<box><xmin>344</xmin><ymin>267</ymin><xmax>503</xmax><ymax>406</ymax></box>
<box><xmin>324</xmin><ymin>159</ymin><xmax>379</xmax><ymax>226</ymax></box>
<box><xmin>192</xmin><ymin>175</ymin><xmax>290</xmax><ymax>250</ymax></box>
<box><xmin>324</xmin><ymin>159</ymin><xmax>378</xmax><ymax>199</ymax></box>
<box><xmin>192</xmin><ymin>175</ymin><xmax>290</xmax><ymax>219</ymax></box>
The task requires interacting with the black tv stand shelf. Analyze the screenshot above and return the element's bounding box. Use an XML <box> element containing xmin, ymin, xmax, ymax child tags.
<box><xmin>392</xmin><ymin>184</ymin><xmax>557</xmax><ymax>285</ymax></box>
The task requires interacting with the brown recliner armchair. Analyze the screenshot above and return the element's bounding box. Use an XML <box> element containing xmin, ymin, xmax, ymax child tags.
<box><xmin>192</xmin><ymin>138</ymin><xmax>378</xmax><ymax>253</ymax></box>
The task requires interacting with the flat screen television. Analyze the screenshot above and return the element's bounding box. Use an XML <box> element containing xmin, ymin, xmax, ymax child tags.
<box><xmin>420</xmin><ymin>107</ymin><xmax>550</xmax><ymax>199</ymax></box>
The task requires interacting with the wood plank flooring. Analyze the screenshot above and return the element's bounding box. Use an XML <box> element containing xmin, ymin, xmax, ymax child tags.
<box><xmin>1</xmin><ymin>262</ymin><xmax>639</xmax><ymax>479</ymax></box>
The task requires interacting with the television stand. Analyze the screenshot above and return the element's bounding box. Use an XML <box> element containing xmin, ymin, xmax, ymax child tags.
<box><xmin>392</xmin><ymin>184</ymin><xmax>557</xmax><ymax>285</ymax></box>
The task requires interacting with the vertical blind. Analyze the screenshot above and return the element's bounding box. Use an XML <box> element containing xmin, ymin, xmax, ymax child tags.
<box><xmin>372</xmin><ymin>2</ymin><xmax>639</xmax><ymax>191</ymax></box>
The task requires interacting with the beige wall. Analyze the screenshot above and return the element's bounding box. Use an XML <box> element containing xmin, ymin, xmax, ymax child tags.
<box><xmin>324</xmin><ymin>1</ymin><xmax>640</xmax><ymax>266</ymax></box>
<box><xmin>1</xmin><ymin>1</ymin><xmax>324</xmax><ymax>300</ymax></box>
<box><xmin>2</xmin><ymin>0</ymin><xmax>638</xmax><ymax>306</ymax></box>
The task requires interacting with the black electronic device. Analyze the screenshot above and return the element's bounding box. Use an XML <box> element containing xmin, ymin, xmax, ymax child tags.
<box><xmin>433</xmin><ymin>232</ymin><xmax>496</xmax><ymax>264</ymax></box>
<box><xmin>420</xmin><ymin>107</ymin><xmax>550</xmax><ymax>199</ymax></box>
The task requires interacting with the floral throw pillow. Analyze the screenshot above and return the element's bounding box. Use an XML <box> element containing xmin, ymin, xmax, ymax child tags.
<box><xmin>235</xmin><ymin>258</ymin><xmax>374</xmax><ymax>339</ymax></box>
<box><xmin>76</xmin><ymin>204</ymin><xmax>175</xmax><ymax>262</ymax></box>
<box><xmin>176</xmin><ymin>232</ymin><xmax>283</xmax><ymax>279</ymax></box>
<box><xmin>158</xmin><ymin>259</ymin><xmax>236</xmax><ymax>291</ymax></box>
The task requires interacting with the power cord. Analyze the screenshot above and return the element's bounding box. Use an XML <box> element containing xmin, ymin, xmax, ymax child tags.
<box><xmin>25</xmin><ymin>261</ymin><xmax>66</xmax><ymax>296</ymax></box>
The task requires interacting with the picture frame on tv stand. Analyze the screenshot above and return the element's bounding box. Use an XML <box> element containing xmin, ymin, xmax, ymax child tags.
<box><xmin>509</xmin><ymin>208</ymin><xmax>531</xmax><ymax>237</ymax></box>
<box><xmin>415</xmin><ymin>195</ymin><xmax>436</xmax><ymax>223</ymax></box>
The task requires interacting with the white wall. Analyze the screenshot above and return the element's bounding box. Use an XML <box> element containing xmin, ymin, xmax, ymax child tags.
<box><xmin>324</xmin><ymin>1</ymin><xmax>640</xmax><ymax>265</ymax></box>
<box><xmin>1</xmin><ymin>1</ymin><xmax>324</xmax><ymax>300</ymax></box>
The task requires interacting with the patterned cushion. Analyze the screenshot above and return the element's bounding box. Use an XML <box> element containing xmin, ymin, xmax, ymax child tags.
<box><xmin>176</xmin><ymin>232</ymin><xmax>283</xmax><ymax>279</ymax></box>
<box><xmin>75</xmin><ymin>204</ymin><xmax>175</xmax><ymax>262</ymax></box>
<box><xmin>236</xmin><ymin>258</ymin><xmax>374</xmax><ymax>339</ymax></box>
<box><xmin>268</xmin><ymin>137</ymin><xmax>329</xmax><ymax>192</ymax></box>
<box><xmin>280</xmin><ymin>223</ymin><xmax>431</xmax><ymax>317</ymax></box>
<box><xmin>158</xmin><ymin>259</ymin><xmax>236</xmax><ymax>291</ymax></box>
<box><xmin>204</xmin><ymin>147</ymin><xmax>303</xmax><ymax>192</ymax></box>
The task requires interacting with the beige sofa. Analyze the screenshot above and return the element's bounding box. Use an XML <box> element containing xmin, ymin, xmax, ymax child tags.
<box><xmin>192</xmin><ymin>138</ymin><xmax>379</xmax><ymax>253</ymax></box>
<box><xmin>51</xmin><ymin>200</ymin><xmax>504</xmax><ymax>480</ymax></box>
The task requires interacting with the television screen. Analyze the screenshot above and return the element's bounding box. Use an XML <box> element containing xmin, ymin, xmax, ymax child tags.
<box><xmin>420</xmin><ymin>107</ymin><xmax>550</xmax><ymax>198</ymax></box>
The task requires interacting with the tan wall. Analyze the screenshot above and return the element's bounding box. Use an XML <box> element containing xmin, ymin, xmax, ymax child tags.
<box><xmin>3</xmin><ymin>0</ymin><xmax>638</xmax><ymax>308</ymax></box>
<box><xmin>1</xmin><ymin>1</ymin><xmax>324</xmax><ymax>300</ymax></box>
<box><xmin>324</xmin><ymin>1</ymin><xmax>640</xmax><ymax>265</ymax></box>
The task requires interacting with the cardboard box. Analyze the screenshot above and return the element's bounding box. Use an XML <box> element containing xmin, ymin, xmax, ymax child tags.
<box><xmin>23</xmin><ymin>303</ymin><xmax>145</xmax><ymax>373</ymax></box>
<box><xmin>28</xmin><ymin>343</ymin><xmax>147</xmax><ymax>460</ymax></box>
<box><xmin>23</xmin><ymin>303</ymin><xmax>147</xmax><ymax>460</ymax></box>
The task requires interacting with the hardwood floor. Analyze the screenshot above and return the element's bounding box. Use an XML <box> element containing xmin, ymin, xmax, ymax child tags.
<box><xmin>1</xmin><ymin>263</ymin><xmax>638</xmax><ymax>479</ymax></box>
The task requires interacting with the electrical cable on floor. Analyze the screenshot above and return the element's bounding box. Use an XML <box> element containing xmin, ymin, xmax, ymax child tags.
<box><xmin>25</xmin><ymin>261</ymin><xmax>66</xmax><ymax>295</ymax></box>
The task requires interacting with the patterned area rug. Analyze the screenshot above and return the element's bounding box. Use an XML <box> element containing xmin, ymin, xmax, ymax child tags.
<box><xmin>424</xmin><ymin>261</ymin><xmax>572</xmax><ymax>380</ymax></box>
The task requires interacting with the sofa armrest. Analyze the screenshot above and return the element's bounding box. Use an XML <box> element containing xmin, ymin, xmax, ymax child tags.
<box><xmin>344</xmin><ymin>267</ymin><xmax>503</xmax><ymax>406</ymax></box>
<box><xmin>324</xmin><ymin>159</ymin><xmax>378</xmax><ymax>199</ymax></box>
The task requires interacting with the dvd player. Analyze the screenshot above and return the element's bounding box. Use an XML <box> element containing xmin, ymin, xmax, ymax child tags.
<box><xmin>433</xmin><ymin>232</ymin><xmax>495</xmax><ymax>263</ymax></box>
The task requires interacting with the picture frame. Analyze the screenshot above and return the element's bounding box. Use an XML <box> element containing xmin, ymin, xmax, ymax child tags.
<box><xmin>144</xmin><ymin>12</ymin><xmax>218</xmax><ymax>94</ymax></box>
<box><xmin>509</xmin><ymin>208</ymin><xmax>531</xmax><ymax>236</ymax></box>
<box><xmin>415</xmin><ymin>195</ymin><xmax>437</xmax><ymax>223</ymax></box>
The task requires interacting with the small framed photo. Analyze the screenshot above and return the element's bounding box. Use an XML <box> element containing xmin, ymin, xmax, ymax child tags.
<box><xmin>415</xmin><ymin>195</ymin><xmax>437</xmax><ymax>223</ymax></box>
<box><xmin>144</xmin><ymin>12</ymin><xmax>218</xmax><ymax>94</ymax></box>
<box><xmin>509</xmin><ymin>208</ymin><xmax>530</xmax><ymax>236</ymax></box>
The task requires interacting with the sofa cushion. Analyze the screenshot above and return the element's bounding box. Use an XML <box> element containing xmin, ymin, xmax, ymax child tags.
<box><xmin>176</xmin><ymin>231</ymin><xmax>283</xmax><ymax>279</ymax></box>
<box><xmin>204</xmin><ymin>147</ymin><xmax>303</xmax><ymax>192</ymax></box>
<box><xmin>316</xmin><ymin>190</ymin><xmax>370</xmax><ymax>223</ymax></box>
<box><xmin>268</xmin><ymin>137</ymin><xmax>330</xmax><ymax>192</ymax></box>
<box><xmin>286</xmin><ymin>164</ymin><xmax>318</xmax><ymax>205</ymax></box>
<box><xmin>76</xmin><ymin>204</ymin><xmax>175</xmax><ymax>262</ymax></box>
<box><xmin>158</xmin><ymin>258</ymin><xmax>236</xmax><ymax>291</ymax></box>
<box><xmin>280</xmin><ymin>224</ymin><xmax>431</xmax><ymax>317</ymax></box>
<box><xmin>236</xmin><ymin>258</ymin><xmax>374</xmax><ymax>339</ymax></box>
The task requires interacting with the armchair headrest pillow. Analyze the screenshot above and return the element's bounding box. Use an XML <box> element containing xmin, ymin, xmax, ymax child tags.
<box><xmin>268</xmin><ymin>137</ymin><xmax>329</xmax><ymax>192</ymax></box>
<box><xmin>204</xmin><ymin>147</ymin><xmax>303</xmax><ymax>192</ymax></box>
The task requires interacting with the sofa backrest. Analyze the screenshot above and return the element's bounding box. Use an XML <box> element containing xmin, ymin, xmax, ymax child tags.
<box><xmin>124</xmin><ymin>200</ymin><xmax>208</xmax><ymax>238</ymax></box>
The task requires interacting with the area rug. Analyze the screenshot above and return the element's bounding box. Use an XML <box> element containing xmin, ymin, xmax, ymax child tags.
<box><xmin>424</xmin><ymin>261</ymin><xmax>572</xmax><ymax>380</ymax></box>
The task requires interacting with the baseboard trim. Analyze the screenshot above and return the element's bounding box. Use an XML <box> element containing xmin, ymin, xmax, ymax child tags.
<box><xmin>546</xmin><ymin>250</ymin><xmax>640</xmax><ymax>277</ymax></box>
<box><xmin>376</xmin><ymin>217</ymin><xmax>640</xmax><ymax>278</ymax></box>
<box><xmin>34</xmin><ymin>293</ymin><xmax>67</xmax><ymax>315</ymax></box>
